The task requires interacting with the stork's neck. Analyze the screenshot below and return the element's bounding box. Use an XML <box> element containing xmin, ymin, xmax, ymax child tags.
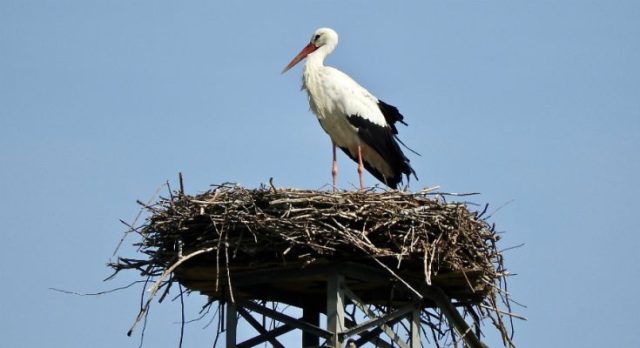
<box><xmin>304</xmin><ymin>44</ymin><xmax>335</xmax><ymax>73</ymax></box>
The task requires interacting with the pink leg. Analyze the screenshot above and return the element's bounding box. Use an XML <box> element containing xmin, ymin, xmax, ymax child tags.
<box><xmin>357</xmin><ymin>145</ymin><xmax>365</xmax><ymax>190</ymax></box>
<box><xmin>332</xmin><ymin>142</ymin><xmax>338</xmax><ymax>190</ymax></box>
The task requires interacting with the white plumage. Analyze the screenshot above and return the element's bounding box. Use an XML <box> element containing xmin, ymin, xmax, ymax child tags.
<box><xmin>283</xmin><ymin>28</ymin><xmax>416</xmax><ymax>189</ymax></box>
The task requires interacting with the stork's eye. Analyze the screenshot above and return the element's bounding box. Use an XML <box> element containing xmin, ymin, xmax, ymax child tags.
<box><xmin>314</xmin><ymin>34</ymin><xmax>320</xmax><ymax>41</ymax></box>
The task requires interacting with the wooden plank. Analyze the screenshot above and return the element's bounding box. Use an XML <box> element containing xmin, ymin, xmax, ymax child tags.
<box><xmin>176</xmin><ymin>262</ymin><xmax>392</xmax><ymax>286</ymax></box>
<box><xmin>175</xmin><ymin>262</ymin><xmax>490</xmax><ymax>307</ymax></box>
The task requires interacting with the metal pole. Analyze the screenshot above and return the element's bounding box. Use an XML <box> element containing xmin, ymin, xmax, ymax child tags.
<box><xmin>327</xmin><ymin>273</ymin><xmax>345</xmax><ymax>348</ymax></box>
<box><xmin>226</xmin><ymin>302</ymin><xmax>237</xmax><ymax>348</ymax></box>
<box><xmin>303</xmin><ymin>308</ymin><xmax>320</xmax><ymax>347</ymax></box>
<box><xmin>410</xmin><ymin>308</ymin><xmax>421</xmax><ymax>348</ymax></box>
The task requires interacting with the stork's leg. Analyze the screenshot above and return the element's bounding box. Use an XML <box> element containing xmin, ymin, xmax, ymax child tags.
<box><xmin>332</xmin><ymin>142</ymin><xmax>338</xmax><ymax>190</ymax></box>
<box><xmin>357</xmin><ymin>145</ymin><xmax>365</xmax><ymax>190</ymax></box>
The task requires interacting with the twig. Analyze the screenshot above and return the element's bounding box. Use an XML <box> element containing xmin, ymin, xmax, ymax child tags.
<box><xmin>127</xmin><ymin>248</ymin><xmax>214</xmax><ymax>336</ymax></box>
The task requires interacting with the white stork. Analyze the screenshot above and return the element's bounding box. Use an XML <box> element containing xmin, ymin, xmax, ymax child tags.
<box><xmin>282</xmin><ymin>27</ymin><xmax>417</xmax><ymax>189</ymax></box>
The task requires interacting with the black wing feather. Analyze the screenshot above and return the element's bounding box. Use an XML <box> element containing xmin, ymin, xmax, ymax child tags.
<box><xmin>344</xmin><ymin>102</ymin><xmax>416</xmax><ymax>189</ymax></box>
<box><xmin>378</xmin><ymin>99</ymin><xmax>408</xmax><ymax>134</ymax></box>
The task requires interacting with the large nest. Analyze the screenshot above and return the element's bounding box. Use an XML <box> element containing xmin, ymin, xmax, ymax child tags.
<box><xmin>112</xmin><ymin>183</ymin><xmax>517</xmax><ymax>347</ymax></box>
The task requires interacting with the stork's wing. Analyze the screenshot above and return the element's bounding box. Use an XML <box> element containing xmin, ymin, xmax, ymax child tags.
<box><xmin>323</xmin><ymin>67</ymin><xmax>417</xmax><ymax>188</ymax></box>
<box><xmin>378</xmin><ymin>99</ymin><xmax>408</xmax><ymax>134</ymax></box>
<box><xmin>345</xmin><ymin>111</ymin><xmax>415</xmax><ymax>189</ymax></box>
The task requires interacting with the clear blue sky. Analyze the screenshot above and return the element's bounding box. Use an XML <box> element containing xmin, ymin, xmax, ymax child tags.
<box><xmin>1</xmin><ymin>1</ymin><xmax>639</xmax><ymax>347</ymax></box>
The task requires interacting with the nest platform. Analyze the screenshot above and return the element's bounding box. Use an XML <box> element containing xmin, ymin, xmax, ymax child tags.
<box><xmin>112</xmin><ymin>183</ymin><xmax>515</xmax><ymax>347</ymax></box>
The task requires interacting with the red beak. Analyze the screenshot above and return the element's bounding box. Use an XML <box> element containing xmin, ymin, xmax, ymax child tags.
<box><xmin>282</xmin><ymin>42</ymin><xmax>318</xmax><ymax>74</ymax></box>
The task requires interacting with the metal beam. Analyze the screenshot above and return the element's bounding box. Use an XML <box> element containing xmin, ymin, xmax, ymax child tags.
<box><xmin>351</xmin><ymin>316</ymin><xmax>404</xmax><ymax>348</ymax></box>
<box><xmin>236</xmin><ymin>306</ymin><xmax>286</xmax><ymax>348</ymax></box>
<box><xmin>410</xmin><ymin>308</ymin><xmax>420</xmax><ymax>348</ymax></box>
<box><xmin>237</xmin><ymin>299</ymin><xmax>331</xmax><ymax>340</ymax></box>
<box><xmin>341</xmin><ymin>303</ymin><xmax>416</xmax><ymax>339</ymax></box>
<box><xmin>342</xmin><ymin>283</ymin><xmax>414</xmax><ymax>348</ymax></box>
<box><xmin>225</xmin><ymin>302</ymin><xmax>237</xmax><ymax>348</ymax></box>
<box><xmin>327</xmin><ymin>273</ymin><xmax>345</xmax><ymax>348</ymax></box>
<box><xmin>303</xmin><ymin>308</ymin><xmax>320</xmax><ymax>347</ymax></box>
<box><xmin>237</xmin><ymin>322</ymin><xmax>295</xmax><ymax>348</ymax></box>
<box><xmin>422</xmin><ymin>286</ymin><xmax>488</xmax><ymax>348</ymax></box>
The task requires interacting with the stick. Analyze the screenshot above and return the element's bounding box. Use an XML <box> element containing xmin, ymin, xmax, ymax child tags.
<box><xmin>127</xmin><ymin>248</ymin><xmax>214</xmax><ymax>336</ymax></box>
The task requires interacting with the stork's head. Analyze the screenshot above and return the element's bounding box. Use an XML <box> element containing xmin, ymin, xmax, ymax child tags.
<box><xmin>282</xmin><ymin>27</ymin><xmax>339</xmax><ymax>73</ymax></box>
<box><xmin>310</xmin><ymin>27</ymin><xmax>339</xmax><ymax>49</ymax></box>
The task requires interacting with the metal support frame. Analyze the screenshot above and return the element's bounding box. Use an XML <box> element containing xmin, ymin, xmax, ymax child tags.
<box><xmin>236</xmin><ymin>306</ymin><xmax>286</xmax><ymax>348</ymax></box>
<box><xmin>222</xmin><ymin>264</ymin><xmax>487</xmax><ymax>348</ymax></box>
<box><xmin>422</xmin><ymin>286</ymin><xmax>489</xmax><ymax>348</ymax></box>
<box><xmin>342</xmin><ymin>284</ymin><xmax>417</xmax><ymax>348</ymax></box>
<box><xmin>319</xmin><ymin>270</ymin><xmax>422</xmax><ymax>348</ymax></box>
